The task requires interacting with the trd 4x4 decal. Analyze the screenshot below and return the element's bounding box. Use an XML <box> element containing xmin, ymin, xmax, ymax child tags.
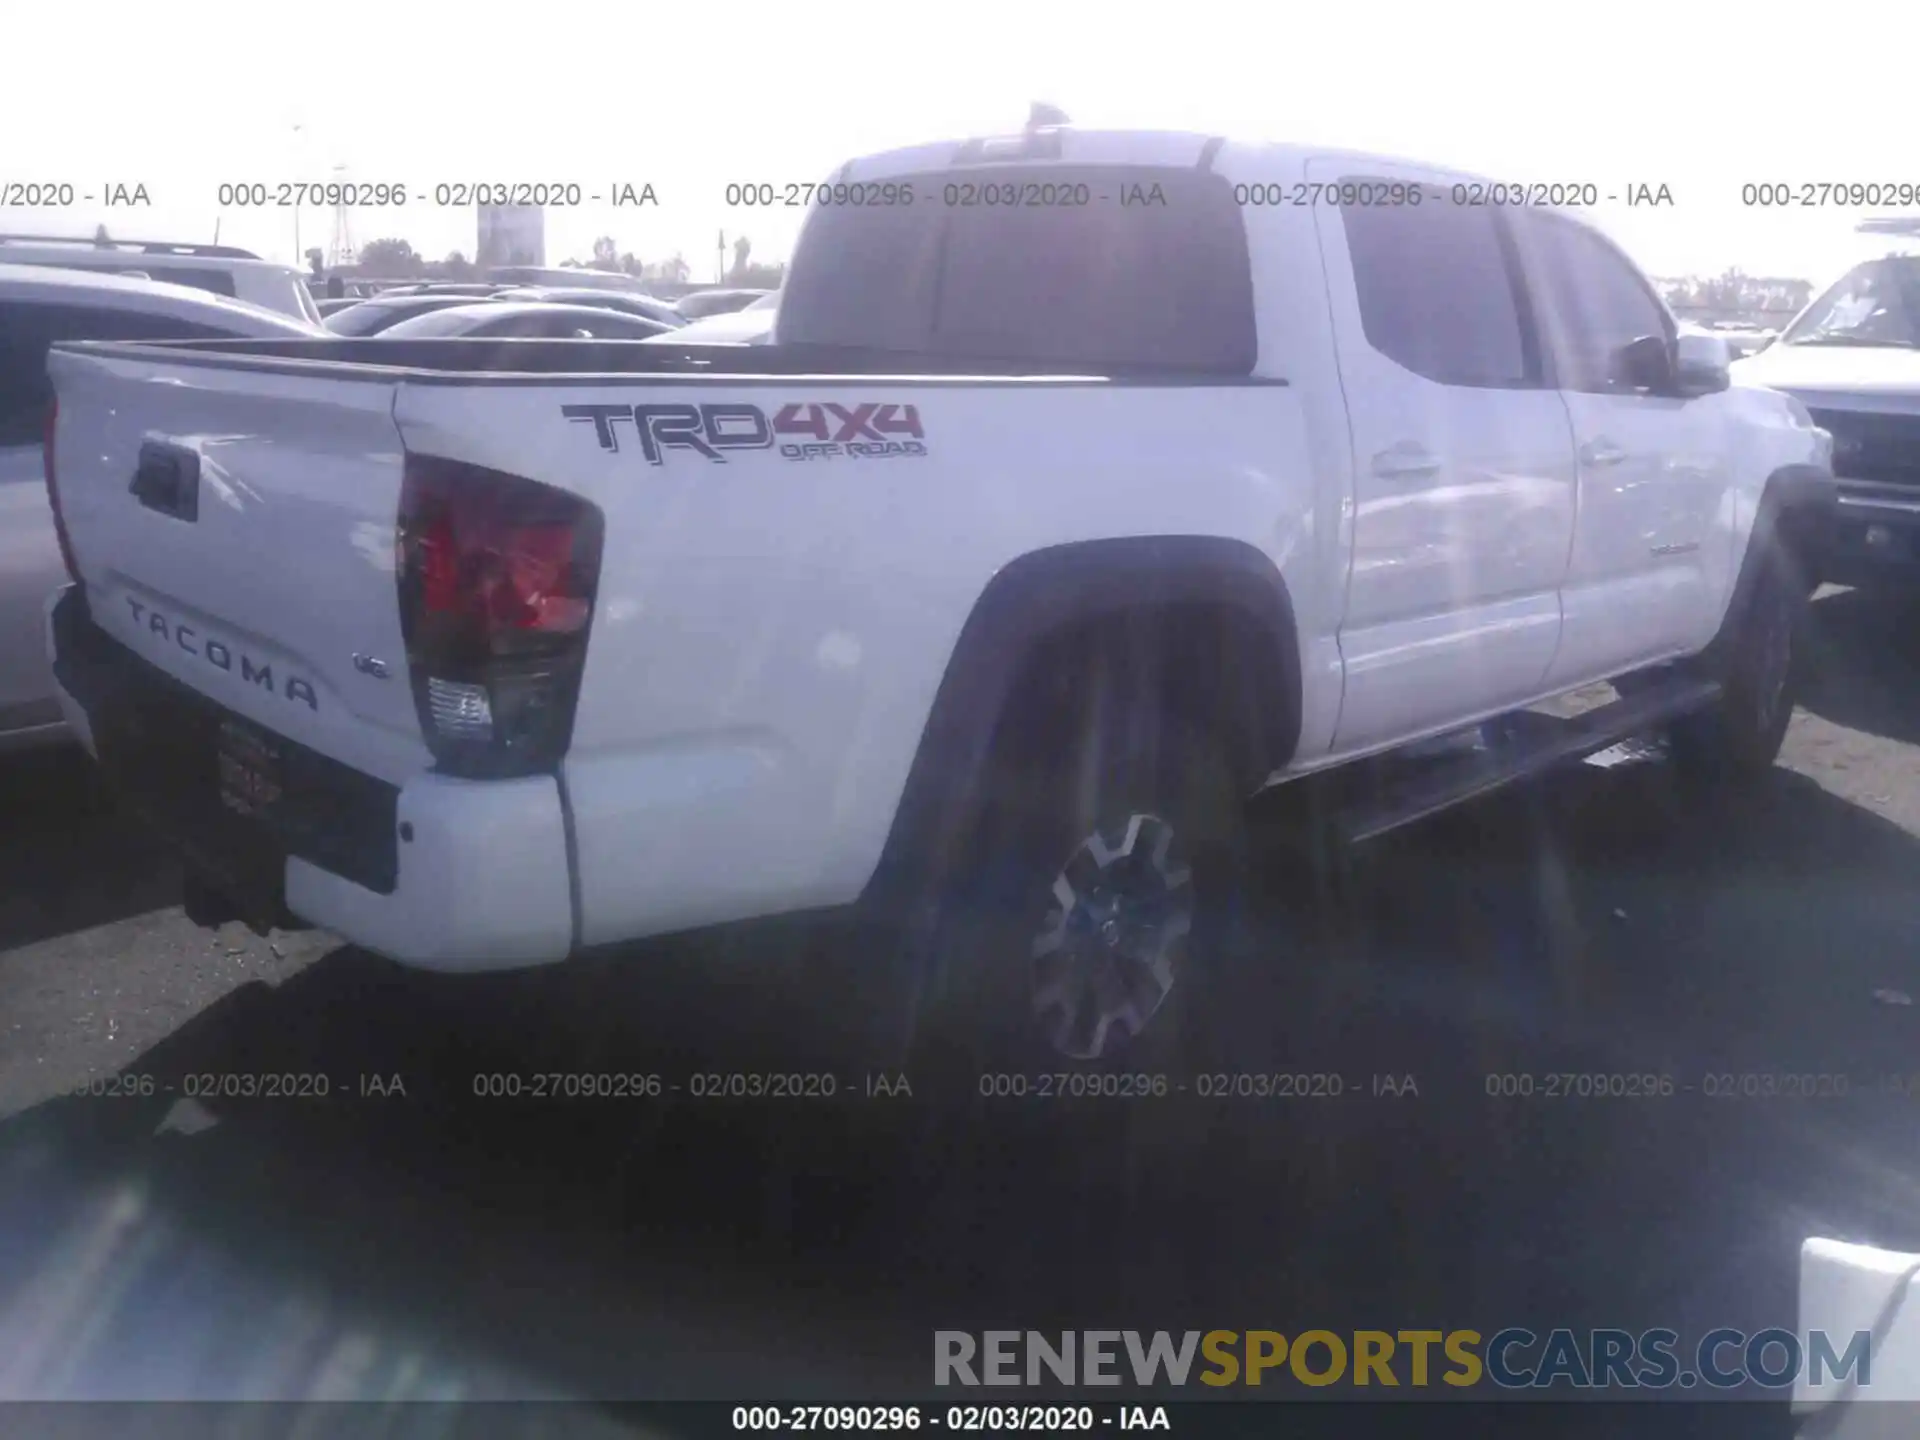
<box><xmin>563</xmin><ymin>401</ymin><xmax>927</xmax><ymax>464</ymax></box>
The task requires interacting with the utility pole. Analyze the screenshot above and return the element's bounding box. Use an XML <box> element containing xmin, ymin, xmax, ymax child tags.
<box><xmin>327</xmin><ymin>164</ymin><xmax>356</xmax><ymax>269</ymax></box>
<box><xmin>291</xmin><ymin>124</ymin><xmax>304</xmax><ymax>263</ymax></box>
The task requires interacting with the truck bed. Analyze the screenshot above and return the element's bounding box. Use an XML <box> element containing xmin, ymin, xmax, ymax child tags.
<box><xmin>44</xmin><ymin>333</ymin><xmax>1311</xmax><ymax>965</ymax></box>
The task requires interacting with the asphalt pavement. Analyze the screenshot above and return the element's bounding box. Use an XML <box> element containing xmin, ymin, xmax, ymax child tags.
<box><xmin>2</xmin><ymin>587</ymin><xmax>1919</xmax><ymax>1424</ymax></box>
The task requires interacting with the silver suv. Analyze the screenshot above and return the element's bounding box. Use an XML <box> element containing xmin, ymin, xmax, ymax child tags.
<box><xmin>0</xmin><ymin>264</ymin><xmax>322</xmax><ymax>748</ymax></box>
<box><xmin>0</xmin><ymin>234</ymin><xmax>320</xmax><ymax>324</ymax></box>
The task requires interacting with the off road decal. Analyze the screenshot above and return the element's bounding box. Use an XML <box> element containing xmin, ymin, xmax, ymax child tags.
<box><xmin>563</xmin><ymin>401</ymin><xmax>928</xmax><ymax>464</ymax></box>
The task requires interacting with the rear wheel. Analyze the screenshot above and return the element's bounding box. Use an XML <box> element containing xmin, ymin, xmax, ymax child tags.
<box><xmin>898</xmin><ymin>646</ymin><xmax>1256</xmax><ymax>1088</ymax></box>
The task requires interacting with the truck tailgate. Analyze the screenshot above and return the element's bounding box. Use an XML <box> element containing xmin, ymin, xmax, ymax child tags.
<box><xmin>48</xmin><ymin>345</ymin><xmax>429</xmax><ymax>784</ymax></box>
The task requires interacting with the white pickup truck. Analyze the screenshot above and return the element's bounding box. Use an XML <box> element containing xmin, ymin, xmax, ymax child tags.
<box><xmin>42</xmin><ymin>127</ymin><xmax>1834</xmax><ymax>1068</ymax></box>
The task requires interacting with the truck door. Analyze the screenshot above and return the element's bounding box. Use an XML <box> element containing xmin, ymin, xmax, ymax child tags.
<box><xmin>1509</xmin><ymin>208</ymin><xmax>1735</xmax><ymax>685</ymax></box>
<box><xmin>1307</xmin><ymin>163</ymin><xmax>1579</xmax><ymax>755</ymax></box>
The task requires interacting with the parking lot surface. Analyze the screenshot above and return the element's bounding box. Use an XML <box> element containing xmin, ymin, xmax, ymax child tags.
<box><xmin>2</xmin><ymin>588</ymin><xmax>1919</xmax><ymax>1408</ymax></box>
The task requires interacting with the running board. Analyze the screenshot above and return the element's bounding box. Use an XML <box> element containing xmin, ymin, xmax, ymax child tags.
<box><xmin>1334</xmin><ymin>674</ymin><xmax>1723</xmax><ymax>846</ymax></box>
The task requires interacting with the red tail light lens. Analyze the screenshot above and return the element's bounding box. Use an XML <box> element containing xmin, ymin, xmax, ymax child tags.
<box><xmin>43</xmin><ymin>401</ymin><xmax>80</xmax><ymax>584</ymax></box>
<box><xmin>396</xmin><ymin>454</ymin><xmax>605</xmax><ymax>778</ymax></box>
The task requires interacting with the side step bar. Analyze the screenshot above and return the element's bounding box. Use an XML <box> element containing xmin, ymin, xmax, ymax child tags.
<box><xmin>1335</xmin><ymin>674</ymin><xmax>1723</xmax><ymax>846</ymax></box>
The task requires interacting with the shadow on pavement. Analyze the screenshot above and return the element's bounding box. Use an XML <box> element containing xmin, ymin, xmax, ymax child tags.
<box><xmin>1798</xmin><ymin>587</ymin><xmax>1920</xmax><ymax>747</ymax></box>
<box><xmin>0</xmin><ymin>743</ymin><xmax>180</xmax><ymax>952</ymax></box>
<box><xmin>5</xmin><ymin>740</ymin><xmax>1920</xmax><ymax>1407</ymax></box>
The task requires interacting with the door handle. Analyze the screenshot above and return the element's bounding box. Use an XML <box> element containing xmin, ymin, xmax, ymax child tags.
<box><xmin>1371</xmin><ymin>444</ymin><xmax>1442</xmax><ymax>480</ymax></box>
<box><xmin>1580</xmin><ymin>439</ymin><xmax>1629</xmax><ymax>468</ymax></box>
<box><xmin>129</xmin><ymin>441</ymin><xmax>200</xmax><ymax>521</ymax></box>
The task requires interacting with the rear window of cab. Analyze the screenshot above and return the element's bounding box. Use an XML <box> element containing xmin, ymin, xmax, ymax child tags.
<box><xmin>776</xmin><ymin>164</ymin><xmax>1256</xmax><ymax>375</ymax></box>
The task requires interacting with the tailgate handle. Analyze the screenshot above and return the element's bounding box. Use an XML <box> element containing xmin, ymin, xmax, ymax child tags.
<box><xmin>130</xmin><ymin>442</ymin><xmax>200</xmax><ymax>522</ymax></box>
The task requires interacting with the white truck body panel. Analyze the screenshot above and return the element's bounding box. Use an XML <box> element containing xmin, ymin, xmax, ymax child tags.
<box><xmin>50</xmin><ymin>354</ymin><xmax>430</xmax><ymax>785</ymax></box>
<box><xmin>1796</xmin><ymin>1237</ymin><xmax>1920</xmax><ymax>1421</ymax></box>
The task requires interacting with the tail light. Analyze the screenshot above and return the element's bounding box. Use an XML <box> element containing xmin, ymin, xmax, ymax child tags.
<box><xmin>43</xmin><ymin>400</ymin><xmax>80</xmax><ymax>583</ymax></box>
<box><xmin>395</xmin><ymin>454</ymin><xmax>605</xmax><ymax>779</ymax></box>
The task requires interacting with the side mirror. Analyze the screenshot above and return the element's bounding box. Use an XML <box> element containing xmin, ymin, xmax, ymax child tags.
<box><xmin>1672</xmin><ymin>331</ymin><xmax>1732</xmax><ymax>396</ymax></box>
<box><xmin>1616</xmin><ymin>334</ymin><xmax>1677</xmax><ymax>391</ymax></box>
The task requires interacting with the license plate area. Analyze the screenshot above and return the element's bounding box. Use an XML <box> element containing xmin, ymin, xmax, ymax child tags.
<box><xmin>95</xmin><ymin>700</ymin><xmax>291</xmax><ymax>929</ymax></box>
<box><xmin>217</xmin><ymin>717</ymin><xmax>283</xmax><ymax>819</ymax></box>
<box><xmin>65</xmin><ymin>609</ymin><xmax>401</xmax><ymax>902</ymax></box>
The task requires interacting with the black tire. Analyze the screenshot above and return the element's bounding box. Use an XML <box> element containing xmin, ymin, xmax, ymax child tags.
<box><xmin>1668</xmin><ymin>552</ymin><xmax>1805</xmax><ymax>783</ymax></box>
<box><xmin>897</xmin><ymin>662</ymin><xmax>1254</xmax><ymax>1088</ymax></box>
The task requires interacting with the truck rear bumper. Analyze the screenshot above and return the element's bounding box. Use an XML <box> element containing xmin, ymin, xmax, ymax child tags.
<box><xmin>47</xmin><ymin>585</ymin><xmax>574</xmax><ymax>971</ymax></box>
<box><xmin>283</xmin><ymin>778</ymin><xmax>574</xmax><ymax>972</ymax></box>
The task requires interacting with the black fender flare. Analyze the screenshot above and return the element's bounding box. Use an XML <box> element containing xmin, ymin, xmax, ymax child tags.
<box><xmin>860</xmin><ymin>535</ymin><xmax>1302</xmax><ymax>906</ymax></box>
<box><xmin>1712</xmin><ymin>462</ymin><xmax>1836</xmax><ymax>652</ymax></box>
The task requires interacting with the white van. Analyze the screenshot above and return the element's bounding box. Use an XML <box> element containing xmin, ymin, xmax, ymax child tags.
<box><xmin>0</xmin><ymin>234</ymin><xmax>320</xmax><ymax>324</ymax></box>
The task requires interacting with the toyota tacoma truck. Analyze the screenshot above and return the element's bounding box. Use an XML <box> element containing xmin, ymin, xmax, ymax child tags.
<box><xmin>41</xmin><ymin>126</ymin><xmax>1834</xmax><ymax>1069</ymax></box>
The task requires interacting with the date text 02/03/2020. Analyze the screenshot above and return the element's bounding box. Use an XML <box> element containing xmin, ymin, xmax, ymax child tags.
<box><xmin>1484</xmin><ymin>1072</ymin><xmax>1920</xmax><ymax>1099</ymax></box>
<box><xmin>729</xmin><ymin>1405</ymin><xmax>1170</xmax><ymax>1432</ymax></box>
<box><xmin>719</xmin><ymin>180</ymin><xmax>1175</xmax><ymax>209</ymax></box>
<box><xmin>976</xmin><ymin>1073</ymin><xmax>1419</xmax><ymax>1099</ymax></box>
<box><xmin>467</xmin><ymin>1072</ymin><xmax>915</xmax><ymax>1100</ymax></box>
<box><xmin>211</xmin><ymin>181</ymin><xmax>660</xmax><ymax>207</ymax></box>
<box><xmin>67</xmin><ymin>1073</ymin><xmax>406</xmax><ymax>1099</ymax></box>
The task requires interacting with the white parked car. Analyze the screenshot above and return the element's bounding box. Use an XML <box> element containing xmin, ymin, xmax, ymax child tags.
<box><xmin>1796</xmin><ymin>1236</ymin><xmax>1919</xmax><ymax>1426</ymax></box>
<box><xmin>373</xmin><ymin>301</ymin><xmax>675</xmax><ymax>341</ymax></box>
<box><xmin>0</xmin><ymin>264</ymin><xmax>323</xmax><ymax>748</ymax></box>
<box><xmin>674</xmin><ymin>287</ymin><xmax>771</xmax><ymax>321</ymax></box>
<box><xmin>492</xmin><ymin>287</ymin><xmax>688</xmax><ymax>329</ymax></box>
<box><xmin>41</xmin><ymin>127</ymin><xmax>1832</xmax><ymax>1067</ymax></box>
<box><xmin>646</xmin><ymin>292</ymin><xmax>776</xmax><ymax>345</ymax></box>
<box><xmin>0</xmin><ymin>234</ymin><xmax>321</xmax><ymax>324</ymax></box>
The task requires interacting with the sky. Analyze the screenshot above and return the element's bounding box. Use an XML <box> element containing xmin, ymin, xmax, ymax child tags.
<box><xmin>4</xmin><ymin>0</ymin><xmax>1918</xmax><ymax>287</ymax></box>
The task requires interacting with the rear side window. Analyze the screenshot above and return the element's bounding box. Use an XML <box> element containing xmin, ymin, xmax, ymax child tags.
<box><xmin>777</xmin><ymin>165</ymin><xmax>1257</xmax><ymax>374</ymax></box>
<box><xmin>327</xmin><ymin>303</ymin><xmax>408</xmax><ymax>335</ymax></box>
<box><xmin>518</xmin><ymin>312</ymin><xmax>664</xmax><ymax>339</ymax></box>
<box><xmin>0</xmin><ymin>306</ymin><xmax>49</xmax><ymax>446</ymax></box>
<box><xmin>1340</xmin><ymin>193</ymin><xmax>1534</xmax><ymax>388</ymax></box>
<box><xmin>490</xmin><ymin>313</ymin><xmax>578</xmax><ymax>337</ymax></box>
<box><xmin>148</xmin><ymin>265</ymin><xmax>239</xmax><ymax>299</ymax></box>
<box><xmin>459</xmin><ymin>312</ymin><xmax>576</xmax><ymax>337</ymax></box>
<box><xmin>585</xmin><ymin>312</ymin><xmax>670</xmax><ymax>338</ymax></box>
<box><xmin>0</xmin><ymin>302</ymin><xmax>242</xmax><ymax>445</ymax></box>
